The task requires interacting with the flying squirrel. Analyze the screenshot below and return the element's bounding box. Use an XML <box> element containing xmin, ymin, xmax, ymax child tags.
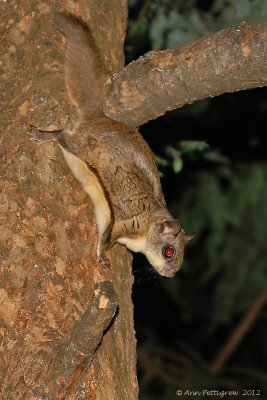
<box><xmin>28</xmin><ymin>13</ymin><xmax>193</xmax><ymax>278</ymax></box>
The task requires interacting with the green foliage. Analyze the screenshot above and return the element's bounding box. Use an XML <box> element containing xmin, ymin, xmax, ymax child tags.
<box><xmin>156</xmin><ymin>140</ymin><xmax>210</xmax><ymax>174</ymax></box>
<box><xmin>137</xmin><ymin>160</ymin><xmax>267</xmax><ymax>399</ymax></box>
<box><xmin>127</xmin><ymin>0</ymin><xmax>267</xmax><ymax>57</ymax></box>
<box><xmin>129</xmin><ymin>18</ymin><xmax>150</xmax><ymax>38</ymax></box>
<box><xmin>150</xmin><ymin>0</ymin><xmax>267</xmax><ymax>49</ymax></box>
<box><xmin>171</xmin><ymin>162</ymin><xmax>267</xmax><ymax>329</ymax></box>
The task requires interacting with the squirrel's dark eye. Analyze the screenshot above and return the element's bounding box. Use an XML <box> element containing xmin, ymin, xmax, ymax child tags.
<box><xmin>163</xmin><ymin>245</ymin><xmax>176</xmax><ymax>259</ymax></box>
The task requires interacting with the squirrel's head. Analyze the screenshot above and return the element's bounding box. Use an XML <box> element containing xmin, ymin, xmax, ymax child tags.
<box><xmin>144</xmin><ymin>218</ymin><xmax>193</xmax><ymax>277</ymax></box>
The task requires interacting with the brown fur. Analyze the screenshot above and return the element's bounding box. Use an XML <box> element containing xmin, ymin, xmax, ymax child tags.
<box><xmin>28</xmin><ymin>13</ymin><xmax>192</xmax><ymax>276</ymax></box>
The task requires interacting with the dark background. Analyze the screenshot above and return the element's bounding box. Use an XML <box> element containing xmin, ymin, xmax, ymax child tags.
<box><xmin>126</xmin><ymin>1</ymin><xmax>267</xmax><ymax>399</ymax></box>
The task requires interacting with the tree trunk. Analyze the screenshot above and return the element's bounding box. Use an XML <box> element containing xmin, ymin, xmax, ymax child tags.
<box><xmin>0</xmin><ymin>1</ymin><xmax>138</xmax><ymax>399</ymax></box>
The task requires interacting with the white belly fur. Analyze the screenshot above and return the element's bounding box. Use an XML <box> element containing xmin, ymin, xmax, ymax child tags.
<box><xmin>60</xmin><ymin>146</ymin><xmax>111</xmax><ymax>239</ymax></box>
<box><xmin>118</xmin><ymin>235</ymin><xmax>147</xmax><ymax>253</ymax></box>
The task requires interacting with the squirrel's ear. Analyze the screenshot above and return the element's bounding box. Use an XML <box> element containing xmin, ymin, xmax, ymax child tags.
<box><xmin>185</xmin><ymin>234</ymin><xmax>194</xmax><ymax>243</ymax></box>
<box><xmin>159</xmin><ymin>220</ymin><xmax>181</xmax><ymax>236</ymax></box>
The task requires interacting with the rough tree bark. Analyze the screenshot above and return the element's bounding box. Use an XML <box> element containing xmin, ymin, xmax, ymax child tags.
<box><xmin>1</xmin><ymin>1</ymin><xmax>267</xmax><ymax>399</ymax></box>
<box><xmin>0</xmin><ymin>1</ymin><xmax>137</xmax><ymax>399</ymax></box>
<box><xmin>104</xmin><ymin>23</ymin><xmax>267</xmax><ymax>127</ymax></box>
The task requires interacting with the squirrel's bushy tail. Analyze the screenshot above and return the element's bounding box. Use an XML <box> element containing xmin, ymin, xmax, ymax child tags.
<box><xmin>54</xmin><ymin>13</ymin><xmax>108</xmax><ymax>115</ymax></box>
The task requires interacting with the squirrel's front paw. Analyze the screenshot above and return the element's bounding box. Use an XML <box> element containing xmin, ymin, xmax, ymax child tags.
<box><xmin>27</xmin><ymin>126</ymin><xmax>61</xmax><ymax>144</ymax></box>
<box><xmin>27</xmin><ymin>126</ymin><xmax>46</xmax><ymax>142</ymax></box>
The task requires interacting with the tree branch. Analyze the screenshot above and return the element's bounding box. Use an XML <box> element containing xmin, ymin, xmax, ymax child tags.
<box><xmin>209</xmin><ymin>289</ymin><xmax>267</xmax><ymax>375</ymax></box>
<box><xmin>104</xmin><ymin>23</ymin><xmax>267</xmax><ymax>127</ymax></box>
<box><xmin>52</xmin><ymin>282</ymin><xmax>118</xmax><ymax>398</ymax></box>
